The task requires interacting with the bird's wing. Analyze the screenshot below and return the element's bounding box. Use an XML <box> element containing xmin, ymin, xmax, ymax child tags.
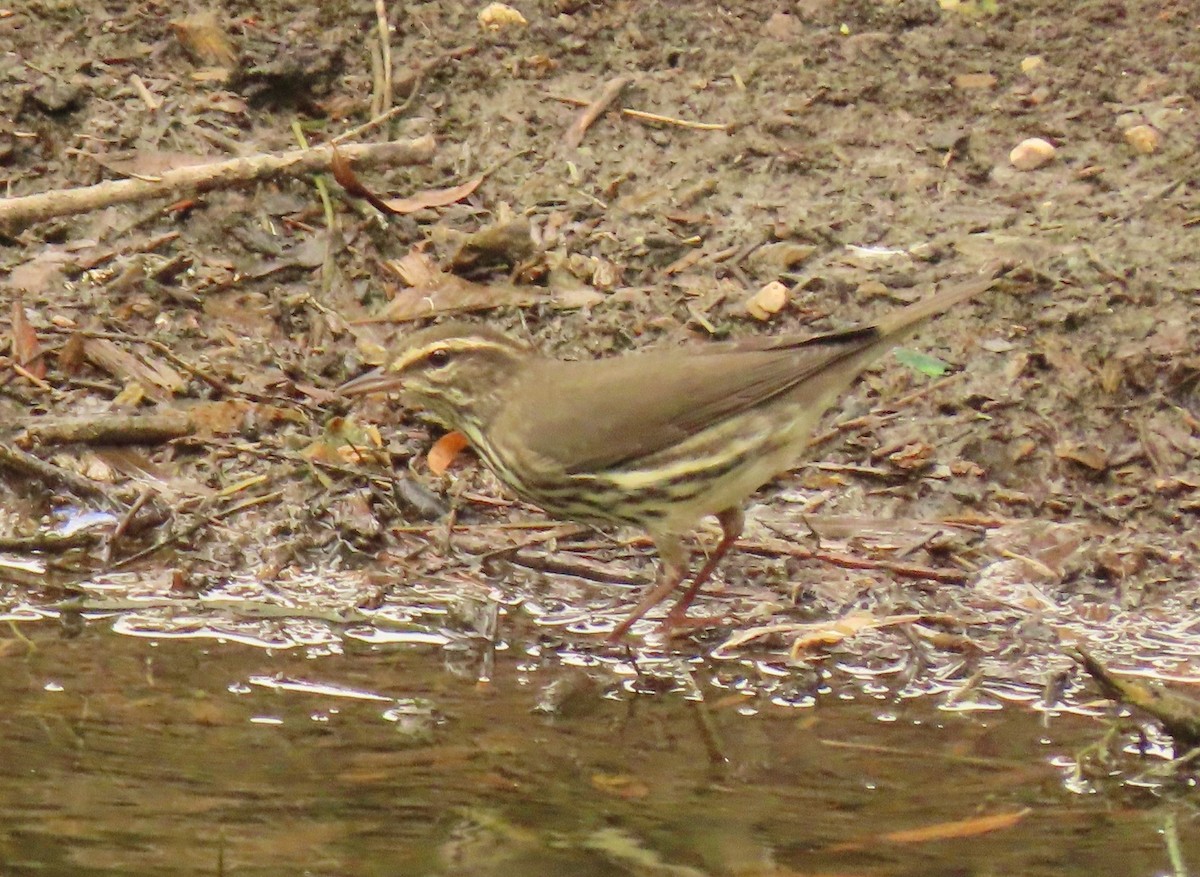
<box><xmin>493</xmin><ymin>332</ymin><xmax>879</xmax><ymax>474</ymax></box>
<box><xmin>492</xmin><ymin>271</ymin><xmax>999</xmax><ymax>474</ymax></box>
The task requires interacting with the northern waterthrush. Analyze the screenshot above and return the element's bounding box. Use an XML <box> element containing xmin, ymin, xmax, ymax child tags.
<box><xmin>341</xmin><ymin>268</ymin><xmax>999</xmax><ymax>640</ymax></box>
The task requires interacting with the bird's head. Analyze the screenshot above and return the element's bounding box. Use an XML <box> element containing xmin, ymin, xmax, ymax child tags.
<box><xmin>338</xmin><ymin>322</ymin><xmax>532</xmax><ymax>430</ymax></box>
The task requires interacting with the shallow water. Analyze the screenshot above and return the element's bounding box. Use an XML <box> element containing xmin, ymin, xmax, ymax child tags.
<box><xmin>1</xmin><ymin>616</ymin><xmax>1195</xmax><ymax>877</ymax></box>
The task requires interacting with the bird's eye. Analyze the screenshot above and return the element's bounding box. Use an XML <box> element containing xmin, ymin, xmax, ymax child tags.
<box><xmin>426</xmin><ymin>349</ymin><xmax>451</xmax><ymax>368</ymax></box>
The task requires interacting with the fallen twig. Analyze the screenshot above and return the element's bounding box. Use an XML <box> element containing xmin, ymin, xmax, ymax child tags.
<box><xmin>108</xmin><ymin>488</ymin><xmax>284</xmax><ymax>571</ymax></box>
<box><xmin>0</xmin><ymin>531</ymin><xmax>102</xmax><ymax>552</ymax></box>
<box><xmin>0</xmin><ymin>135</ymin><xmax>436</xmax><ymax>231</ymax></box>
<box><xmin>333</xmin><ymin>45</ymin><xmax>476</xmax><ymax>145</ymax></box>
<box><xmin>551</xmin><ymin>92</ymin><xmax>729</xmax><ymax>133</ymax></box>
<box><xmin>563</xmin><ymin>76</ymin><xmax>632</xmax><ymax>147</ymax></box>
<box><xmin>375</xmin><ymin>0</ymin><xmax>394</xmax><ymax>122</ymax></box>
<box><xmin>0</xmin><ymin>442</ymin><xmax>119</xmax><ymax>505</ymax></box>
<box><xmin>21</xmin><ymin>411</ymin><xmax>194</xmax><ymax>446</ymax></box>
<box><xmin>1074</xmin><ymin>646</ymin><xmax>1200</xmax><ymax>752</ymax></box>
<box><xmin>737</xmin><ymin>535</ymin><xmax>971</xmax><ymax>584</ymax></box>
<box><xmin>42</xmin><ymin>326</ymin><xmax>246</xmax><ymax>400</ymax></box>
<box><xmin>507</xmin><ymin>548</ymin><xmax>642</xmax><ymax>586</ymax></box>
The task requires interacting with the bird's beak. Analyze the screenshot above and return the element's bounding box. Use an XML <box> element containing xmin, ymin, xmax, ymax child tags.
<box><xmin>338</xmin><ymin>367</ymin><xmax>404</xmax><ymax>397</ymax></box>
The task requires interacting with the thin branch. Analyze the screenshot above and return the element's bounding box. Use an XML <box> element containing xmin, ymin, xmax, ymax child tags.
<box><xmin>0</xmin><ymin>136</ymin><xmax>436</xmax><ymax>231</ymax></box>
<box><xmin>563</xmin><ymin>76</ymin><xmax>632</xmax><ymax>147</ymax></box>
<box><xmin>550</xmin><ymin>93</ymin><xmax>729</xmax><ymax>132</ymax></box>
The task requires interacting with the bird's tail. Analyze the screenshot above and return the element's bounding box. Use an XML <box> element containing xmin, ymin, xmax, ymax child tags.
<box><xmin>874</xmin><ymin>261</ymin><xmax>1007</xmax><ymax>340</ymax></box>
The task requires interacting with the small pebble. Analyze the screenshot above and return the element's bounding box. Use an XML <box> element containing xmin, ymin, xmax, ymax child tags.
<box><xmin>1010</xmin><ymin>137</ymin><xmax>1056</xmax><ymax>170</ymax></box>
<box><xmin>478</xmin><ymin>2</ymin><xmax>527</xmax><ymax>30</ymax></box>
<box><xmin>1123</xmin><ymin>124</ymin><xmax>1160</xmax><ymax>154</ymax></box>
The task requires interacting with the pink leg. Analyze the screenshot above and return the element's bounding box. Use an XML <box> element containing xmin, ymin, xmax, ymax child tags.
<box><xmin>606</xmin><ymin>537</ymin><xmax>686</xmax><ymax>643</ymax></box>
<box><xmin>662</xmin><ymin>507</ymin><xmax>744</xmax><ymax>633</ymax></box>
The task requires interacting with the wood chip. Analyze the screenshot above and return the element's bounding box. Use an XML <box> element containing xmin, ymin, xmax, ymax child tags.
<box><xmin>745</xmin><ymin>280</ymin><xmax>789</xmax><ymax>320</ymax></box>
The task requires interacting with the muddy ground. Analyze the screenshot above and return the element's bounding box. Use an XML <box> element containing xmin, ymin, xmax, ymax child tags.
<box><xmin>1</xmin><ymin>0</ymin><xmax>1198</xmax><ymax>711</ymax></box>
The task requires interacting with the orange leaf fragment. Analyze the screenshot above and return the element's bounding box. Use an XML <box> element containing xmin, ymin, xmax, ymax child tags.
<box><xmin>827</xmin><ymin>809</ymin><xmax>1030</xmax><ymax>852</ymax></box>
<box><xmin>427</xmin><ymin>431</ymin><xmax>469</xmax><ymax>475</ymax></box>
<box><xmin>877</xmin><ymin>809</ymin><xmax>1031</xmax><ymax>844</ymax></box>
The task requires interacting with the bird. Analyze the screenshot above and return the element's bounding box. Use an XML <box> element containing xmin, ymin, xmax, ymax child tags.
<box><xmin>340</xmin><ymin>267</ymin><xmax>1001</xmax><ymax>640</ymax></box>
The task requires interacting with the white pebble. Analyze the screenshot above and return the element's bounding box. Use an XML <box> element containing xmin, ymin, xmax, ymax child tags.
<box><xmin>1010</xmin><ymin>137</ymin><xmax>1056</xmax><ymax>170</ymax></box>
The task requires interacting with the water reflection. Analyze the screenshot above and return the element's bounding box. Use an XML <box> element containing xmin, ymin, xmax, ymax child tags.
<box><xmin>0</xmin><ymin>619</ymin><xmax>1195</xmax><ymax>876</ymax></box>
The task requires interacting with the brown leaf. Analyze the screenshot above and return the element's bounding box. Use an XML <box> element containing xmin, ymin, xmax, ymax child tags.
<box><xmin>372</xmin><ymin>274</ymin><xmax>546</xmax><ymax>322</ymax></box>
<box><xmin>953</xmin><ymin>72</ymin><xmax>998</xmax><ymax>90</ymax></box>
<box><xmin>1054</xmin><ymin>440</ymin><xmax>1108</xmax><ymax>471</ymax></box>
<box><xmin>170</xmin><ymin>12</ymin><xmax>237</xmax><ymax>67</ymax></box>
<box><xmin>98</xmin><ymin>151</ymin><xmax>215</xmax><ymax>178</ymax></box>
<box><xmin>334</xmin><ymin>152</ymin><xmax>483</xmax><ymax>217</ymax></box>
<box><xmin>301</xmin><ymin>416</ymin><xmax>385</xmax><ymax>466</ymax></box>
<box><xmin>84</xmin><ymin>339</ymin><xmax>185</xmax><ymax>402</ymax></box>
<box><xmin>10</xmin><ymin>296</ymin><xmax>45</xmax><ymax>380</ymax></box>
<box><xmin>187</xmin><ymin>400</ymin><xmax>255</xmax><ymax>436</ymax></box>
<box><xmin>9</xmin><ymin>249</ymin><xmax>74</xmax><ymax>295</ymax></box>
<box><xmin>789</xmin><ymin>612</ymin><xmax>921</xmax><ymax>658</ymax></box>
<box><xmin>887</xmin><ymin>441</ymin><xmax>935</xmax><ymax>470</ymax></box>
<box><xmin>745</xmin><ymin>280</ymin><xmax>788</xmax><ymax>321</ymax></box>
<box><xmin>450</xmin><ymin>218</ymin><xmax>535</xmax><ymax>272</ymax></box>
<box><xmin>58</xmin><ymin>331</ymin><xmax>87</xmax><ymax>374</ymax></box>
<box><xmin>331</xmin><ymin>146</ymin><xmax>383</xmax><ymax>209</ymax></box>
<box><xmin>381</xmin><ymin>176</ymin><xmax>484</xmax><ymax>214</ymax></box>
<box><xmin>385</xmin><ymin>249</ymin><xmax>440</xmax><ymax>288</ymax></box>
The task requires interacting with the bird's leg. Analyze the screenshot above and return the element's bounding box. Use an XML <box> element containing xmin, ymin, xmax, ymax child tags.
<box><xmin>606</xmin><ymin>536</ymin><xmax>687</xmax><ymax>642</ymax></box>
<box><xmin>661</xmin><ymin>506</ymin><xmax>745</xmax><ymax>633</ymax></box>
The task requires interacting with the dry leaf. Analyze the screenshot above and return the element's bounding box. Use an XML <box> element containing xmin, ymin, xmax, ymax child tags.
<box><xmin>953</xmin><ymin>72</ymin><xmax>997</xmax><ymax>89</ymax></box>
<box><xmin>451</xmin><ymin>219</ymin><xmax>535</xmax><ymax>272</ymax></box>
<box><xmin>9</xmin><ymin>249</ymin><xmax>74</xmax><ymax>295</ymax></box>
<box><xmin>170</xmin><ymin>12</ymin><xmax>237</xmax><ymax>67</ymax></box>
<box><xmin>10</xmin><ymin>296</ymin><xmax>45</xmax><ymax>380</ymax></box>
<box><xmin>887</xmin><ymin>441</ymin><xmax>935</xmax><ymax>470</ymax></box>
<box><xmin>713</xmin><ymin>611</ymin><xmax>921</xmax><ymax>657</ymax></box>
<box><xmin>84</xmin><ymin>339</ymin><xmax>185</xmax><ymax>402</ymax></box>
<box><xmin>334</xmin><ymin>150</ymin><xmax>484</xmax><ymax>216</ymax></box>
<box><xmin>100</xmin><ymin>151</ymin><xmax>215</xmax><ymax>177</ymax></box>
<box><xmin>427</xmin><ymin>431</ymin><xmax>469</xmax><ymax>475</ymax></box>
<box><xmin>1054</xmin><ymin>440</ymin><xmax>1108</xmax><ymax>471</ymax></box>
<box><xmin>386</xmin><ymin>249</ymin><xmax>441</xmax><ymax>288</ymax></box>
<box><xmin>382</xmin><ymin>176</ymin><xmax>484</xmax><ymax>214</ymax></box>
<box><xmin>188</xmin><ymin>400</ymin><xmax>254</xmax><ymax>436</ymax></box>
<box><xmin>113</xmin><ymin>382</ymin><xmax>147</xmax><ymax>407</ymax></box>
<box><xmin>789</xmin><ymin>612</ymin><xmax>921</xmax><ymax>657</ymax></box>
<box><xmin>302</xmin><ymin>417</ymin><xmax>385</xmax><ymax>466</ymax></box>
<box><xmin>373</xmin><ymin>275</ymin><xmax>546</xmax><ymax>322</ymax></box>
<box><xmin>58</xmin><ymin>331</ymin><xmax>87</xmax><ymax>374</ymax></box>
